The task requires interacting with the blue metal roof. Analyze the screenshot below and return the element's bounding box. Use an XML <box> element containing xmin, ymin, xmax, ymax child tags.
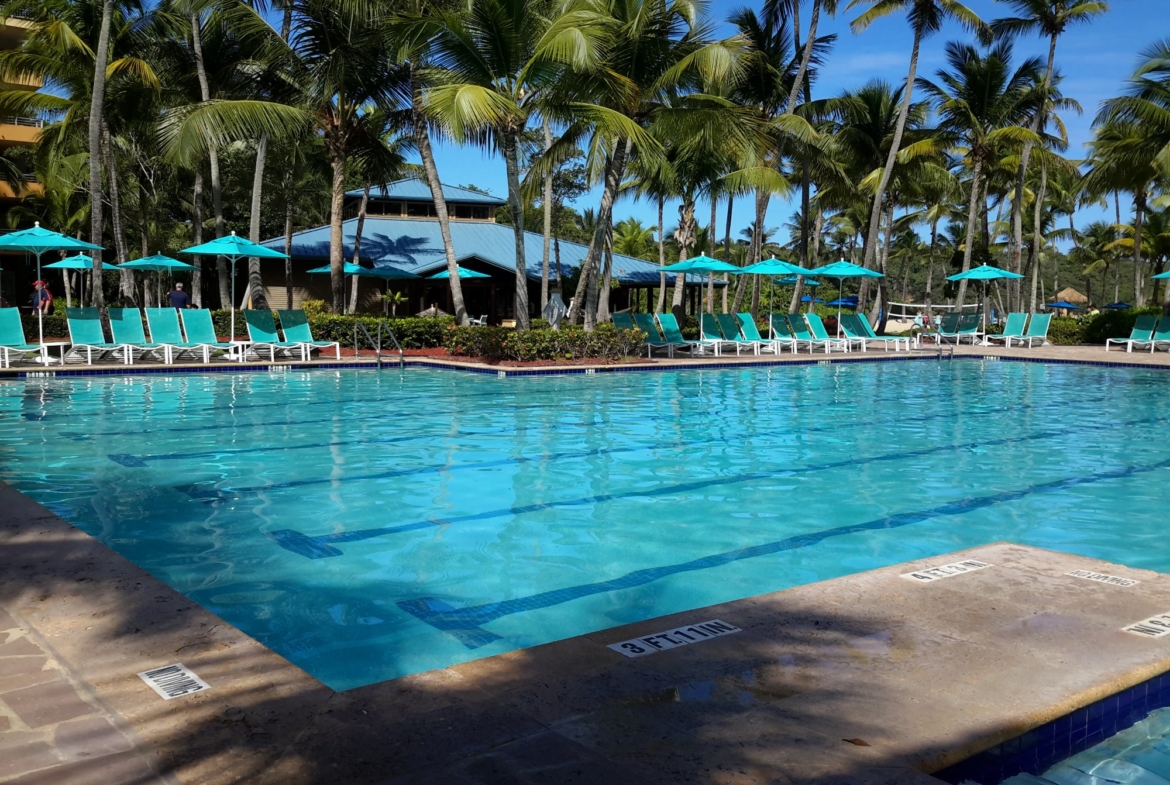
<box><xmin>262</xmin><ymin>217</ymin><xmax>709</xmax><ymax>286</ymax></box>
<box><xmin>344</xmin><ymin>179</ymin><xmax>506</xmax><ymax>206</ymax></box>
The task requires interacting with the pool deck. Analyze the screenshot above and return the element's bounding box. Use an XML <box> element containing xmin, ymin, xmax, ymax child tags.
<box><xmin>3</xmin><ymin>341</ymin><xmax>1170</xmax><ymax>378</ymax></box>
<box><xmin>4</xmin><ymin>481</ymin><xmax>1170</xmax><ymax>785</ymax></box>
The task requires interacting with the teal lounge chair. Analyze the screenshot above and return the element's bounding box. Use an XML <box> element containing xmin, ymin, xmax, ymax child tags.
<box><xmin>939</xmin><ymin>313</ymin><xmax>982</xmax><ymax>344</ymax></box>
<box><xmin>108</xmin><ymin>308</ymin><xmax>169</xmax><ymax>364</ymax></box>
<box><xmin>180</xmin><ymin>309</ymin><xmax>243</xmax><ymax>361</ymax></box>
<box><xmin>715</xmin><ymin>313</ymin><xmax>759</xmax><ymax>356</ymax></box>
<box><xmin>1008</xmin><ymin>312</ymin><xmax>1051</xmax><ymax>348</ymax></box>
<box><xmin>737</xmin><ymin>313</ymin><xmax>788</xmax><ymax>354</ymax></box>
<box><xmin>857</xmin><ymin>314</ymin><xmax>912</xmax><ymax>351</ymax></box>
<box><xmin>805</xmin><ymin>313</ymin><xmax>849</xmax><ymax>353</ymax></box>
<box><xmin>244</xmin><ymin>310</ymin><xmax>304</xmax><ymax>362</ymax></box>
<box><xmin>785</xmin><ymin>314</ymin><xmax>819</xmax><ymax>353</ymax></box>
<box><xmin>921</xmin><ymin>312</ymin><xmax>960</xmax><ymax>345</ymax></box>
<box><xmin>277</xmin><ymin>310</ymin><xmax>341</xmax><ymax>360</ymax></box>
<box><xmin>986</xmin><ymin>312</ymin><xmax>1027</xmax><ymax>347</ymax></box>
<box><xmin>1106</xmin><ymin>314</ymin><xmax>1157</xmax><ymax>352</ymax></box>
<box><xmin>656</xmin><ymin>313</ymin><xmax>705</xmax><ymax>356</ymax></box>
<box><xmin>0</xmin><ymin>308</ymin><xmax>45</xmax><ymax>368</ymax></box>
<box><xmin>633</xmin><ymin>313</ymin><xmax>681</xmax><ymax>357</ymax></box>
<box><xmin>65</xmin><ymin>307</ymin><xmax>131</xmax><ymax>365</ymax></box>
<box><xmin>1146</xmin><ymin>317</ymin><xmax>1170</xmax><ymax>352</ymax></box>
<box><xmin>145</xmin><ymin>308</ymin><xmax>217</xmax><ymax>363</ymax></box>
<box><xmin>611</xmin><ymin>312</ymin><xmax>636</xmax><ymax>332</ymax></box>
<box><xmin>699</xmin><ymin>314</ymin><xmax>737</xmax><ymax>356</ymax></box>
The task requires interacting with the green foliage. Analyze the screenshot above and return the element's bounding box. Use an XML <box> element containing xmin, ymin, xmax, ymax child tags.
<box><xmin>300</xmin><ymin>299</ymin><xmax>330</xmax><ymax>319</ymax></box>
<box><xmin>1082</xmin><ymin>307</ymin><xmax>1162</xmax><ymax>344</ymax></box>
<box><xmin>305</xmin><ymin>315</ymin><xmax>454</xmax><ymax>349</ymax></box>
<box><xmin>1046</xmin><ymin>317</ymin><xmax>1085</xmax><ymax>345</ymax></box>
<box><xmin>21</xmin><ymin>313</ymin><xmax>69</xmax><ymax>340</ymax></box>
<box><xmin>445</xmin><ymin>324</ymin><xmax>643</xmax><ymax>361</ymax></box>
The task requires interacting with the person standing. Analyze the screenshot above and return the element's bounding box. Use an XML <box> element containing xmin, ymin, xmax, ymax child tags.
<box><xmin>167</xmin><ymin>282</ymin><xmax>191</xmax><ymax>309</ymax></box>
<box><xmin>31</xmin><ymin>280</ymin><xmax>52</xmax><ymax>314</ymax></box>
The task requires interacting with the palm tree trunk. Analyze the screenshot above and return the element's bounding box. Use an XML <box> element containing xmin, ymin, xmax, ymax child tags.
<box><xmin>722</xmin><ymin>196</ymin><xmax>733</xmax><ymax>313</ymax></box>
<box><xmin>102</xmin><ymin>124</ymin><xmax>134</xmax><ymax>305</ymax></box>
<box><xmin>577</xmin><ymin>140</ymin><xmax>629</xmax><ymax>330</ymax></box>
<box><xmin>956</xmin><ymin>159</ymin><xmax>984</xmax><ymax>308</ymax></box>
<box><xmin>736</xmin><ymin>190</ymin><xmax>767</xmax><ymax>312</ymax></box>
<box><xmin>1028</xmin><ymin>161</ymin><xmax>1048</xmax><ymax>313</ymax></box>
<box><xmin>1134</xmin><ymin>191</ymin><xmax>1146</xmax><ymax>307</ymax></box>
<box><xmin>672</xmin><ymin>198</ymin><xmax>695</xmax><ymax>308</ymax></box>
<box><xmin>861</xmin><ymin>29</ymin><xmax>922</xmax><ymax>278</ymax></box>
<box><xmin>88</xmin><ymin>0</ymin><xmax>114</xmax><ymax>310</ymax></box>
<box><xmin>192</xmin><ymin>169</ymin><xmax>203</xmax><ymax>306</ymax></box>
<box><xmin>656</xmin><ymin>193</ymin><xmax>666</xmax><ymax>313</ymax></box>
<box><xmin>248</xmin><ymin>133</ymin><xmax>269</xmax><ymax>311</ymax></box>
<box><xmin>348</xmin><ymin>184</ymin><xmax>370</xmax><ymax>314</ymax></box>
<box><xmin>327</xmin><ymin>150</ymin><xmax>347</xmax><ymax>313</ymax></box>
<box><xmin>540</xmin><ymin>118</ymin><xmax>553</xmax><ymax>312</ymax></box>
<box><xmin>191</xmin><ymin>12</ymin><xmax>228</xmax><ymax>309</ymax></box>
<box><xmin>1010</xmin><ymin>33</ymin><xmax>1057</xmax><ymax>310</ymax></box>
<box><xmin>925</xmin><ymin>218</ymin><xmax>937</xmax><ymax>318</ymax></box>
<box><xmin>597</xmin><ymin>223</ymin><xmax>614</xmax><ymax>320</ymax></box>
<box><xmin>282</xmin><ymin>169</ymin><xmax>293</xmax><ymax>310</ymax></box>
<box><xmin>706</xmin><ymin>195</ymin><xmax>717</xmax><ymax>312</ymax></box>
<box><xmin>501</xmin><ymin>131</ymin><xmax>531</xmax><ymax>329</ymax></box>
<box><xmin>411</xmin><ymin>71</ymin><xmax>467</xmax><ymax>325</ymax></box>
<box><xmin>875</xmin><ymin>201</ymin><xmax>894</xmax><ymax>332</ymax></box>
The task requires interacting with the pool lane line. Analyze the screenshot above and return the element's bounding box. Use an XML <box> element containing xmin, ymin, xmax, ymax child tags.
<box><xmin>198</xmin><ymin>395</ymin><xmax>1074</xmax><ymax>500</ymax></box>
<box><xmin>265</xmin><ymin>412</ymin><xmax>1168</xmax><ymax>560</ymax></box>
<box><xmin>396</xmin><ymin>455</ymin><xmax>1170</xmax><ymax>649</ymax></box>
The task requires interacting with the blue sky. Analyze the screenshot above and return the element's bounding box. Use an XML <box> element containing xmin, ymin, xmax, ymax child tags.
<box><xmin>424</xmin><ymin>0</ymin><xmax>1158</xmax><ymax>247</ymax></box>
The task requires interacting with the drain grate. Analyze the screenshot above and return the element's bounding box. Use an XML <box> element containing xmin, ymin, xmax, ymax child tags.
<box><xmin>138</xmin><ymin>663</ymin><xmax>210</xmax><ymax>700</ymax></box>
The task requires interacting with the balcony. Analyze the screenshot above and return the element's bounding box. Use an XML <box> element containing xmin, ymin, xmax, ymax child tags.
<box><xmin>0</xmin><ymin>116</ymin><xmax>41</xmax><ymax>146</ymax></box>
<box><xmin>0</xmin><ymin>175</ymin><xmax>41</xmax><ymax>200</ymax></box>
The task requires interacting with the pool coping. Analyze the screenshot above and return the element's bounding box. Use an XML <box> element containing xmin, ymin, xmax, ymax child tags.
<box><xmin>5</xmin><ymin>471</ymin><xmax>1170</xmax><ymax>784</ymax></box>
<box><xmin>4</xmin><ymin>344</ymin><xmax>1170</xmax><ymax>380</ymax></box>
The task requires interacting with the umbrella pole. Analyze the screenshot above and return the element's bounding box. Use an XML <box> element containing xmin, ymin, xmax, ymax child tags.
<box><xmin>36</xmin><ymin>251</ymin><xmax>43</xmax><ymax>345</ymax></box>
<box><xmin>230</xmin><ymin>257</ymin><xmax>237</xmax><ymax>344</ymax></box>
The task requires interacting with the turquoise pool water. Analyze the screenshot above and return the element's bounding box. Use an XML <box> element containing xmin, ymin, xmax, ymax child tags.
<box><xmin>2</xmin><ymin>361</ymin><xmax>1168</xmax><ymax>690</ymax></box>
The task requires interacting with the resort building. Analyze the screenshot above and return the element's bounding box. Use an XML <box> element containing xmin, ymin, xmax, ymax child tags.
<box><xmin>0</xmin><ymin>14</ymin><xmax>43</xmax><ymax>305</ymax></box>
<box><xmin>261</xmin><ymin>179</ymin><xmax>707</xmax><ymax>320</ymax></box>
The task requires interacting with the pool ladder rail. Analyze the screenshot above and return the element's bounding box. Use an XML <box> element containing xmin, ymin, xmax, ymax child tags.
<box><xmin>353</xmin><ymin>322</ymin><xmax>405</xmax><ymax>370</ymax></box>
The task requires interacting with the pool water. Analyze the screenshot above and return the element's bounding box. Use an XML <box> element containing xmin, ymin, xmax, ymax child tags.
<box><xmin>2</xmin><ymin>362</ymin><xmax>1168</xmax><ymax>690</ymax></box>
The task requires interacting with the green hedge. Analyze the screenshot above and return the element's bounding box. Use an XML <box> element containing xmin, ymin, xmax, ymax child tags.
<box><xmin>1046</xmin><ymin>317</ymin><xmax>1084</xmax><ymax>346</ymax></box>
<box><xmin>445</xmin><ymin>324</ymin><xmax>644</xmax><ymax>361</ymax></box>
<box><xmin>21</xmin><ymin>314</ymin><xmax>70</xmax><ymax>340</ymax></box>
<box><xmin>1081</xmin><ymin>306</ymin><xmax>1162</xmax><ymax>345</ymax></box>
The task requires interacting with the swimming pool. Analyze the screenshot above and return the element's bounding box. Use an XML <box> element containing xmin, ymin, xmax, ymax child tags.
<box><xmin>2</xmin><ymin>361</ymin><xmax>1167</xmax><ymax>690</ymax></box>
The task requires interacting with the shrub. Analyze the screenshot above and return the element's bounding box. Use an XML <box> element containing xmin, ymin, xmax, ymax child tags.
<box><xmin>21</xmin><ymin>313</ymin><xmax>69</xmax><ymax>341</ymax></box>
<box><xmin>445</xmin><ymin>324</ymin><xmax>643</xmax><ymax>361</ymax></box>
<box><xmin>306</xmin><ymin>314</ymin><xmax>454</xmax><ymax>349</ymax></box>
<box><xmin>1082</xmin><ymin>306</ymin><xmax>1162</xmax><ymax>345</ymax></box>
<box><xmin>1046</xmin><ymin>316</ymin><xmax>1085</xmax><ymax>346</ymax></box>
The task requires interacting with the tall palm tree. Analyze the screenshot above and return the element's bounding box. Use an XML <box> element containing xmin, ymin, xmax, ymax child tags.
<box><xmin>993</xmin><ymin>0</ymin><xmax>1109</xmax><ymax>304</ymax></box>
<box><xmin>423</xmin><ymin>0</ymin><xmax>609</xmax><ymax>330</ymax></box>
<box><xmin>846</xmin><ymin>0</ymin><xmax>986</xmax><ymax>297</ymax></box>
<box><xmin>918</xmin><ymin>40</ymin><xmax>1042</xmax><ymax>307</ymax></box>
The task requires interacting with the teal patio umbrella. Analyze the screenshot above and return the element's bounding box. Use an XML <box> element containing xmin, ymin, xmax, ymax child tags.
<box><xmin>0</xmin><ymin>222</ymin><xmax>103</xmax><ymax>343</ymax></box>
<box><xmin>307</xmin><ymin>262</ymin><xmax>420</xmax><ymax>315</ymax></box>
<box><xmin>660</xmin><ymin>254</ymin><xmax>744</xmax><ymax>315</ymax></box>
<box><xmin>44</xmin><ymin>253</ymin><xmax>98</xmax><ymax>270</ymax></box>
<box><xmin>946</xmin><ymin>264</ymin><xmax>1024</xmax><ymax>332</ymax></box>
<box><xmin>1153</xmin><ymin>270</ymin><xmax>1170</xmax><ymax>280</ymax></box>
<box><xmin>119</xmin><ymin>254</ymin><xmax>197</xmax><ymax>306</ymax></box>
<box><xmin>180</xmin><ymin>231</ymin><xmax>289</xmax><ymax>340</ymax></box>
<box><xmin>740</xmin><ymin>257</ymin><xmax>810</xmax><ymax>319</ymax></box>
<box><xmin>775</xmin><ymin>275</ymin><xmax>819</xmax><ymax>287</ymax></box>
<box><xmin>810</xmin><ymin>260</ymin><xmax>884</xmax><ymax>334</ymax></box>
<box><xmin>429</xmin><ymin>265</ymin><xmax>490</xmax><ymax>279</ymax></box>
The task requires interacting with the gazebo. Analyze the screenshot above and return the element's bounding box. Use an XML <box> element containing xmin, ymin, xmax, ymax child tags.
<box><xmin>1053</xmin><ymin>287</ymin><xmax>1089</xmax><ymax>306</ymax></box>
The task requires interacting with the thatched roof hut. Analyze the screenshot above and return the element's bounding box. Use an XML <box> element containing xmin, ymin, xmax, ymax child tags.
<box><xmin>1054</xmin><ymin>287</ymin><xmax>1088</xmax><ymax>305</ymax></box>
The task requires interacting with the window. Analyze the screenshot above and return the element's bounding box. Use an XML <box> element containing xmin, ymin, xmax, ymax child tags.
<box><xmin>452</xmin><ymin>204</ymin><xmax>490</xmax><ymax>220</ymax></box>
<box><xmin>407</xmin><ymin>202</ymin><xmax>437</xmax><ymax>217</ymax></box>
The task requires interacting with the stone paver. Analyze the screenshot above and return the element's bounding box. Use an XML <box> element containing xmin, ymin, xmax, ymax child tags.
<box><xmin>3</xmin><ymin>680</ymin><xmax>95</xmax><ymax>729</ymax></box>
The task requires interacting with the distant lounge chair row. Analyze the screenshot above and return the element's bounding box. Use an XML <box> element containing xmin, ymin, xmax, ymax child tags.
<box><xmin>917</xmin><ymin>312</ymin><xmax>1052</xmax><ymax>348</ymax></box>
<box><xmin>1106</xmin><ymin>315</ymin><xmax>1170</xmax><ymax>353</ymax></box>
<box><xmin>613</xmin><ymin>311</ymin><xmax>911</xmax><ymax>358</ymax></box>
<box><xmin>0</xmin><ymin>307</ymin><xmax>339</xmax><ymax>368</ymax></box>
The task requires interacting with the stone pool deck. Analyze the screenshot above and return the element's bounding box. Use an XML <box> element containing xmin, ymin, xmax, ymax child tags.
<box><xmin>4</xmin><ymin>482</ymin><xmax>1170</xmax><ymax>784</ymax></box>
<box><xmin>3</xmin><ymin>341</ymin><xmax>1170</xmax><ymax>377</ymax></box>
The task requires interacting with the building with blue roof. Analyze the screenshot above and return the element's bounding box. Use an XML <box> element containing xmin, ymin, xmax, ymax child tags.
<box><xmin>259</xmin><ymin>179</ymin><xmax>708</xmax><ymax>320</ymax></box>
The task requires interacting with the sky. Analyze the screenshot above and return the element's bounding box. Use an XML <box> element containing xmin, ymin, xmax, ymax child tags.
<box><xmin>422</xmin><ymin>0</ymin><xmax>1160</xmax><ymax>249</ymax></box>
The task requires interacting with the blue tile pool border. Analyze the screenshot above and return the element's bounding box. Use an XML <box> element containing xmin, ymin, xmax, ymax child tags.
<box><xmin>934</xmin><ymin>668</ymin><xmax>1170</xmax><ymax>784</ymax></box>
<box><xmin>5</xmin><ymin>351</ymin><xmax>1170</xmax><ymax>380</ymax></box>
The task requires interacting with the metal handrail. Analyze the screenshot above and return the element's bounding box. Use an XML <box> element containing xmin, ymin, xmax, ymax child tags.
<box><xmin>353</xmin><ymin>320</ymin><xmax>405</xmax><ymax>370</ymax></box>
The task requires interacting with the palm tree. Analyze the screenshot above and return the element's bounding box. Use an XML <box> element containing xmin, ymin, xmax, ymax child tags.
<box><xmin>993</xmin><ymin>0</ymin><xmax>1109</xmax><ymax>301</ymax></box>
<box><xmin>918</xmin><ymin>40</ymin><xmax>1042</xmax><ymax>307</ymax></box>
<box><xmin>612</xmin><ymin>217</ymin><xmax>654</xmax><ymax>259</ymax></box>
<box><xmin>422</xmin><ymin>0</ymin><xmax>609</xmax><ymax>330</ymax></box>
<box><xmin>846</xmin><ymin>0</ymin><xmax>986</xmax><ymax>297</ymax></box>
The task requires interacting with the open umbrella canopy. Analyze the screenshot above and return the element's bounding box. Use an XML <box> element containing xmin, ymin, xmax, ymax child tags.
<box><xmin>306</xmin><ymin>262</ymin><xmax>419</xmax><ymax>280</ymax></box>
<box><xmin>659</xmin><ymin>254</ymin><xmax>741</xmax><ymax>274</ymax></box>
<box><xmin>1104</xmin><ymin>302</ymin><xmax>1132</xmax><ymax>309</ymax></box>
<box><xmin>429</xmin><ymin>265</ymin><xmax>490</xmax><ymax>279</ymax></box>
<box><xmin>826</xmin><ymin>299</ymin><xmax>857</xmax><ymax>308</ymax></box>
<box><xmin>180</xmin><ymin>230</ymin><xmax>288</xmax><ymax>260</ymax></box>
<box><xmin>801</xmin><ymin>295</ymin><xmax>825</xmax><ymax>303</ymax></box>
<box><xmin>118</xmin><ymin>254</ymin><xmax>197</xmax><ymax>272</ymax></box>
<box><xmin>740</xmin><ymin>258</ymin><xmax>808</xmax><ymax>276</ymax></box>
<box><xmin>1153</xmin><ymin>271</ymin><xmax>1170</xmax><ymax>280</ymax></box>
<box><xmin>44</xmin><ymin>253</ymin><xmax>100</xmax><ymax>270</ymax></box>
<box><xmin>0</xmin><ymin>222</ymin><xmax>102</xmax><ymax>255</ymax></box>
<box><xmin>811</xmin><ymin>260</ymin><xmax>884</xmax><ymax>279</ymax></box>
<box><xmin>946</xmin><ymin>264</ymin><xmax>1024</xmax><ymax>282</ymax></box>
<box><xmin>776</xmin><ymin>275</ymin><xmax>819</xmax><ymax>287</ymax></box>
<box><xmin>1046</xmin><ymin>301</ymin><xmax>1081</xmax><ymax>310</ymax></box>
